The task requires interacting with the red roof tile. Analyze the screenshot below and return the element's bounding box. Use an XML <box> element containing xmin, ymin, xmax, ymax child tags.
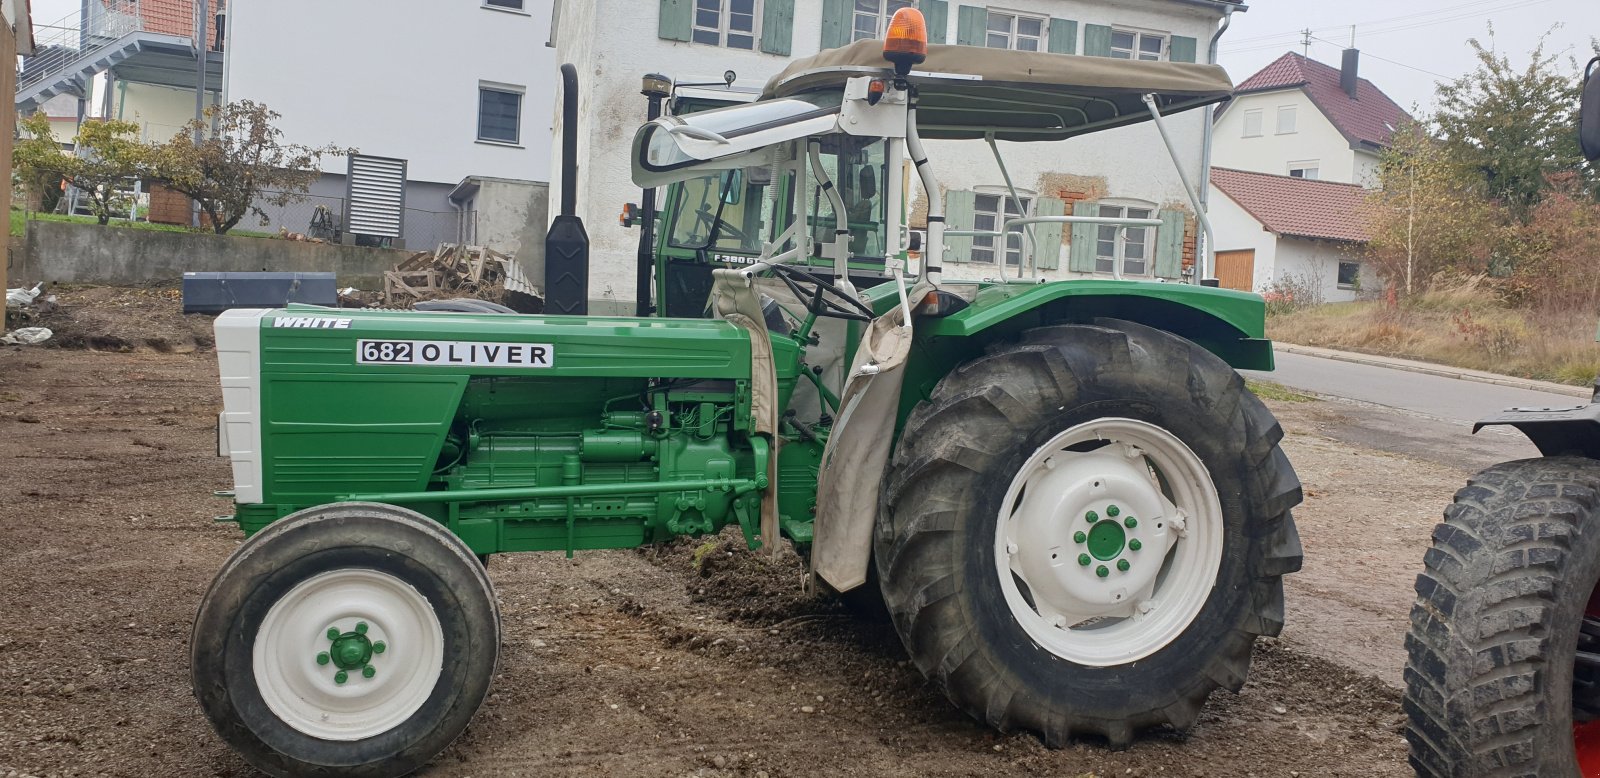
<box><xmin>1210</xmin><ymin>167</ymin><xmax>1372</xmax><ymax>243</ymax></box>
<box><xmin>1232</xmin><ymin>51</ymin><xmax>1412</xmax><ymax>150</ymax></box>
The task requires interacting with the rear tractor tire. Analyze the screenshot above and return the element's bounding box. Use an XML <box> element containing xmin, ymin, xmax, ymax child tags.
<box><xmin>876</xmin><ymin>319</ymin><xmax>1303</xmax><ymax>746</ymax></box>
<box><xmin>192</xmin><ymin>502</ymin><xmax>500</xmax><ymax>778</ymax></box>
<box><xmin>1405</xmin><ymin>457</ymin><xmax>1600</xmax><ymax>777</ymax></box>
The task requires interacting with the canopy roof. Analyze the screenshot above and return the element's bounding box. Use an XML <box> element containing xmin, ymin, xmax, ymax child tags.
<box><xmin>763</xmin><ymin>40</ymin><xmax>1234</xmax><ymax>141</ymax></box>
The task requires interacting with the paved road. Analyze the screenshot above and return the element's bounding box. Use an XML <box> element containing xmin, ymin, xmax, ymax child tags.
<box><xmin>1242</xmin><ymin>352</ymin><xmax>1582</xmax><ymax>472</ymax></box>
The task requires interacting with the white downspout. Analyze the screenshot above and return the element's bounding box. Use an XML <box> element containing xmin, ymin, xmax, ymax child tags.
<box><xmin>905</xmin><ymin>102</ymin><xmax>942</xmax><ymax>286</ymax></box>
<box><xmin>1197</xmin><ymin>7</ymin><xmax>1235</xmax><ymax>284</ymax></box>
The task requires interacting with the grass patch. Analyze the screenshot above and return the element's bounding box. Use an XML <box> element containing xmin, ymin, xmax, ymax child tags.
<box><xmin>11</xmin><ymin>210</ymin><xmax>276</xmax><ymax>239</ymax></box>
<box><xmin>1268</xmin><ymin>280</ymin><xmax>1600</xmax><ymax>386</ymax></box>
<box><xmin>1246</xmin><ymin>379</ymin><xmax>1317</xmax><ymax>403</ymax></box>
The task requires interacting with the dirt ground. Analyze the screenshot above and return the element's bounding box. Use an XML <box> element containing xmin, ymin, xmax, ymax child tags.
<box><xmin>0</xmin><ymin>291</ymin><xmax>1469</xmax><ymax>777</ymax></box>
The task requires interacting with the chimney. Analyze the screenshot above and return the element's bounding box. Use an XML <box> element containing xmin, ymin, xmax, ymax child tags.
<box><xmin>1341</xmin><ymin>49</ymin><xmax>1360</xmax><ymax>99</ymax></box>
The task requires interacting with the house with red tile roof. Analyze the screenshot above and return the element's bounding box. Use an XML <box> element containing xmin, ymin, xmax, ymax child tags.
<box><xmin>1202</xmin><ymin>50</ymin><xmax>1405</xmax><ymax>300</ymax></box>
<box><xmin>1208</xmin><ymin>167</ymin><xmax>1372</xmax><ymax>301</ymax></box>
<box><xmin>1212</xmin><ymin>50</ymin><xmax>1410</xmax><ymax>186</ymax></box>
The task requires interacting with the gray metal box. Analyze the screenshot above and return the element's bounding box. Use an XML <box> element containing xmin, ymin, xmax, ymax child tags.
<box><xmin>182</xmin><ymin>272</ymin><xmax>338</xmax><ymax>314</ymax></box>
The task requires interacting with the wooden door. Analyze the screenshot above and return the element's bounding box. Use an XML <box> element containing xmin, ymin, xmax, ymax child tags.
<box><xmin>1215</xmin><ymin>250</ymin><xmax>1256</xmax><ymax>292</ymax></box>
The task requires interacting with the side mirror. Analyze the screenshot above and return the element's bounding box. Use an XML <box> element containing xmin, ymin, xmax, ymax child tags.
<box><xmin>857</xmin><ymin>166</ymin><xmax>878</xmax><ymax>200</ymax></box>
<box><xmin>1583</xmin><ymin>57</ymin><xmax>1600</xmax><ymax>162</ymax></box>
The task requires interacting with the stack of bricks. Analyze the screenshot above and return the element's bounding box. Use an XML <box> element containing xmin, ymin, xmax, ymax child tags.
<box><xmin>1182</xmin><ymin>214</ymin><xmax>1198</xmax><ymax>273</ymax></box>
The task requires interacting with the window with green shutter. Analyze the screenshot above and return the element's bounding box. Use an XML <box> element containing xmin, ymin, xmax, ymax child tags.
<box><xmin>923</xmin><ymin>0</ymin><xmax>948</xmax><ymax>44</ymax></box>
<box><xmin>820</xmin><ymin>0</ymin><xmax>850</xmax><ymax>49</ymax></box>
<box><xmin>659</xmin><ymin>0</ymin><xmax>693</xmax><ymax>41</ymax></box>
<box><xmin>1047</xmin><ymin>18</ymin><xmax>1077</xmax><ymax>55</ymax></box>
<box><xmin>1154</xmin><ymin>209</ymin><xmax>1186</xmax><ymax>279</ymax></box>
<box><xmin>1169</xmin><ymin>35</ymin><xmax>1197</xmax><ymax>63</ymax></box>
<box><xmin>761</xmin><ymin>0</ymin><xmax>793</xmax><ymax>54</ymax></box>
<box><xmin>943</xmin><ymin>191</ymin><xmax>977</xmax><ymax>264</ymax></box>
<box><xmin>1032</xmin><ymin>197</ymin><xmax>1066</xmax><ymax>269</ymax></box>
<box><xmin>955</xmin><ymin>5</ymin><xmax>985</xmax><ymax>47</ymax></box>
<box><xmin>1082</xmin><ymin>23</ymin><xmax>1112</xmax><ymax>57</ymax></box>
<box><xmin>1067</xmin><ymin>200</ymin><xmax>1097</xmax><ymax>272</ymax></box>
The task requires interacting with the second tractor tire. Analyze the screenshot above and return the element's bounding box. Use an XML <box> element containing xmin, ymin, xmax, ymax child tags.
<box><xmin>1406</xmin><ymin>457</ymin><xmax>1600</xmax><ymax>777</ymax></box>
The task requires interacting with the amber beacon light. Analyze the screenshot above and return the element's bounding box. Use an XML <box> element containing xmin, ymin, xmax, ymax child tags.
<box><xmin>883</xmin><ymin>7</ymin><xmax>927</xmax><ymax>75</ymax></box>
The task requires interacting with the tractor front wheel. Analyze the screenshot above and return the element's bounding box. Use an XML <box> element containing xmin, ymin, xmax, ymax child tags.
<box><xmin>1406</xmin><ymin>457</ymin><xmax>1600</xmax><ymax>777</ymax></box>
<box><xmin>192</xmin><ymin>502</ymin><xmax>499</xmax><ymax>777</ymax></box>
<box><xmin>876</xmin><ymin>320</ymin><xmax>1303</xmax><ymax>746</ymax></box>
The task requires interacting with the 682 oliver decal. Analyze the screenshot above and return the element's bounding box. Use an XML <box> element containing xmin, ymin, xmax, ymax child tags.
<box><xmin>357</xmin><ymin>339</ymin><xmax>554</xmax><ymax>368</ymax></box>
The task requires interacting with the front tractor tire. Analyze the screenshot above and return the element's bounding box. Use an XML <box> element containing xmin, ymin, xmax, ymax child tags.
<box><xmin>876</xmin><ymin>319</ymin><xmax>1303</xmax><ymax>746</ymax></box>
<box><xmin>1406</xmin><ymin>458</ymin><xmax>1600</xmax><ymax>777</ymax></box>
<box><xmin>192</xmin><ymin>502</ymin><xmax>500</xmax><ymax>778</ymax></box>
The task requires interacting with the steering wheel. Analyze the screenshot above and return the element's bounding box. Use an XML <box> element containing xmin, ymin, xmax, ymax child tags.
<box><xmin>693</xmin><ymin>206</ymin><xmax>750</xmax><ymax>245</ymax></box>
<box><xmin>766</xmin><ymin>263</ymin><xmax>876</xmax><ymax>322</ymax></box>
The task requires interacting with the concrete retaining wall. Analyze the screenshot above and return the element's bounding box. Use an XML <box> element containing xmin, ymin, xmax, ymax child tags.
<box><xmin>14</xmin><ymin>220</ymin><xmax>412</xmax><ymax>288</ymax></box>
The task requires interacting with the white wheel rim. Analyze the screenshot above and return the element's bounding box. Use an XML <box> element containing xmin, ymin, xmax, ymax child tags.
<box><xmin>252</xmin><ymin>568</ymin><xmax>444</xmax><ymax>741</ymax></box>
<box><xmin>994</xmin><ymin>417</ymin><xmax>1224</xmax><ymax>667</ymax></box>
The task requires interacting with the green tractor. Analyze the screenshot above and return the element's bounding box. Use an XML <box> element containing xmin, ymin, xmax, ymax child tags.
<box><xmin>192</xmin><ymin>12</ymin><xmax>1302</xmax><ymax>776</ymax></box>
<box><xmin>1404</xmin><ymin>58</ymin><xmax>1600</xmax><ymax>778</ymax></box>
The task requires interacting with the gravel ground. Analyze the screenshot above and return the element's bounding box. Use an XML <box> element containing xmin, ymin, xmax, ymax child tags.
<box><xmin>0</xmin><ymin>306</ymin><xmax>1455</xmax><ymax>776</ymax></box>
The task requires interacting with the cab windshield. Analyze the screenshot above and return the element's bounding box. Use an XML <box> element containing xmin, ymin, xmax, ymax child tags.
<box><xmin>667</xmin><ymin>168</ymin><xmax>779</xmax><ymax>255</ymax></box>
<box><xmin>664</xmin><ymin>136</ymin><xmax>893</xmax><ymax>263</ymax></box>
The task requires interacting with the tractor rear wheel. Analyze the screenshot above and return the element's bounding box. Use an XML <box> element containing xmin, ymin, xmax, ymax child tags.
<box><xmin>1406</xmin><ymin>457</ymin><xmax>1600</xmax><ymax>777</ymax></box>
<box><xmin>192</xmin><ymin>502</ymin><xmax>499</xmax><ymax>778</ymax></box>
<box><xmin>876</xmin><ymin>319</ymin><xmax>1302</xmax><ymax>746</ymax></box>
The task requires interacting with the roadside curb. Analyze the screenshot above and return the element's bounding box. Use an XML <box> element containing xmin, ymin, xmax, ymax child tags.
<box><xmin>1273</xmin><ymin>343</ymin><xmax>1592</xmax><ymax>400</ymax></box>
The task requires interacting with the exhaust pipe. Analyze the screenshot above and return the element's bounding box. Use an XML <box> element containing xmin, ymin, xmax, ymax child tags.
<box><xmin>545</xmin><ymin>63</ymin><xmax>589</xmax><ymax>315</ymax></box>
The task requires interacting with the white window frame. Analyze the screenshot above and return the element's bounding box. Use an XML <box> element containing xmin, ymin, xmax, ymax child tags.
<box><xmin>1242</xmin><ymin>109</ymin><xmax>1263</xmax><ymax>138</ymax></box>
<box><xmin>1094</xmin><ymin>201</ymin><xmax>1156</xmax><ymax>277</ymax></box>
<box><xmin>972</xmin><ymin>191</ymin><xmax>1032</xmax><ymax>266</ymax></box>
<box><xmin>1110</xmin><ymin>27</ymin><xmax>1167</xmax><ymax>61</ymax></box>
<box><xmin>1337</xmin><ymin>261</ymin><xmax>1361</xmax><ymax>290</ymax></box>
<box><xmin>1287</xmin><ymin>160</ymin><xmax>1320</xmax><ymax>180</ymax></box>
<box><xmin>1276</xmin><ymin>104</ymin><xmax>1297</xmax><ymax>135</ymax></box>
<box><xmin>476</xmin><ymin>81</ymin><xmax>525</xmax><ymax>146</ymax></box>
<box><xmin>851</xmin><ymin>0</ymin><xmax>914</xmax><ymax>42</ymax></box>
<box><xmin>481</xmin><ymin>0</ymin><xmax>527</xmax><ymax>14</ymax></box>
<box><xmin>984</xmin><ymin>9</ymin><xmax>1046</xmax><ymax>52</ymax></box>
<box><xmin>692</xmin><ymin>0</ymin><xmax>762</xmax><ymax>51</ymax></box>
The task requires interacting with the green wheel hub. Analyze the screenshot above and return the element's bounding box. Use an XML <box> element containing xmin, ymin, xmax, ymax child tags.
<box><xmin>1086</xmin><ymin>518</ymin><xmax>1126</xmax><ymax>561</ymax></box>
<box><xmin>318</xmin><ymin>621</ymin><xmax>384</xmax><ymax>683</ymax></box>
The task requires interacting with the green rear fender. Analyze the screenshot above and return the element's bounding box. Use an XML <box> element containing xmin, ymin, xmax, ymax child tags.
<box><xmin>874</xmin><ymin>280</ymin><xmax>1276</xmax><ymax>427</ymax></box>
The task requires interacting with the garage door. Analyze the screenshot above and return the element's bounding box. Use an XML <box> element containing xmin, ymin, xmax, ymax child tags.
<box><xmin>1215</xmin><ymin>250</ymin><xmax>1255</xmax><ymax>292</ymax></box>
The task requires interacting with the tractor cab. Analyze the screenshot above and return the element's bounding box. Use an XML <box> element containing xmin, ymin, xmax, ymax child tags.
<box><xmin>634</xmin><ymin>31</ymin><xmax>1237</xmax><ymax>331</ymax></box>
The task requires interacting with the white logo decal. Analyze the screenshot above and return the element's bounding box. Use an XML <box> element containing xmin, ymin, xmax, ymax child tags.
<box><xmin>356</xmin><ymin>339</ymin><xmax>554</xmax><ymax>368</ymax></box>
<box><xmin>274</xmin><ymin>317</ymin><xmax>353</xmax><ymax>329</ymax></box>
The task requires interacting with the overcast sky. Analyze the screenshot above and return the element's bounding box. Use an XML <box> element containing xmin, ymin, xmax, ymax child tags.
<box><xmin>25</xmin><ymin>0</ymin><xmax>1598</xmax><ymax>116</ymax></box>
<box><xmin>1216</xmin><ymin>0</ymin><xmax>1596</xmax><ymax>115</ymax></box>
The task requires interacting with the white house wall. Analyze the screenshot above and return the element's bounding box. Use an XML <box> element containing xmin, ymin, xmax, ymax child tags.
<box><xmin>556</xmin><ymin>0</ymin><xmax>1226</xmax><ymax>306</ymax></box>
<box><xmin>1273</xmin><ymin>238</ymin><xmax>1366</xmax><ymax>303</ymax></box>
<box><xmin>1207</xmin><ymin>187</ymin><xmax>1366</xmax><ymax>301</ymax></box>
<box><xmin>1208</xmin><ymin>187</ymin><xmax>1276</xmax><ymax>291</ymax></box>
<box><xmin>226</xmin><ymin>0</ymin><xmax>555</xmax><ymax>186</ymax></box>
<box><xmin>1212</xmin><ymin>90</ymin><xmax>1368</xmax><ymax>185</ymax></box>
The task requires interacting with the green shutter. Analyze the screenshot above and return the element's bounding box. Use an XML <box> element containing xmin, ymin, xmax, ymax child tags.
<box><xmin>956</xmin><ymin>5</ymin><xmax>986</xmax><ymax>47</ymax></box>
<box><xmin>1032</xmin><ymin>197</ymin><xmax>1066</xmax><ymax>270</ymax></box>
<box><xmin>1047</xmin><ymin>18</ymin><xmax>1077</xmax><ymax>55</ymax></box>
<box><xmin>1155</xmin><ymin>209</ymin><xmax>1186</xmax><ymax>279</ymax></box>
<box><xmin>819</xmin><ymin>0</ymin><xmax>850</xmax><ymax>49</ymax></box>
<box><xmin>1083</xmin><ymin>23</ymin><xmax>1112</xmax><ymax>57</ymax></box>
<box><xmin>761</xmin><ymin>0</ymin><xmax>794</xmax><ymax>55</ymax></box>
<box><xmin>944</xmin><ymin>191</ymin><xmax>976</xmax><ymax>264</ymax></box>
<box><xmin>923</xmin><ymin>0</ymin><xmax>949</xmax><ymax>44</ymax></box>
<box><xmin>659</xmin><ymin>0</ymin><xmax>692</xmax><ymax>42</ymax></box>
<box><xmin>1068</xmin><ymin>200</ymin><xmax>1098</xmax><ymax>272</ymax></box>
<box><xmin>1170</xmin><ymin>35</ymin><xmax>1197</xmax><ymax>63</ymax></box>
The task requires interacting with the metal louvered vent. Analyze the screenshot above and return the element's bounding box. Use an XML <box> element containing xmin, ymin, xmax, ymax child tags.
<box><xmin>345</xmin><ymin>155</ymin><xmax>407</xmax><ymax>239</ymax></box>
